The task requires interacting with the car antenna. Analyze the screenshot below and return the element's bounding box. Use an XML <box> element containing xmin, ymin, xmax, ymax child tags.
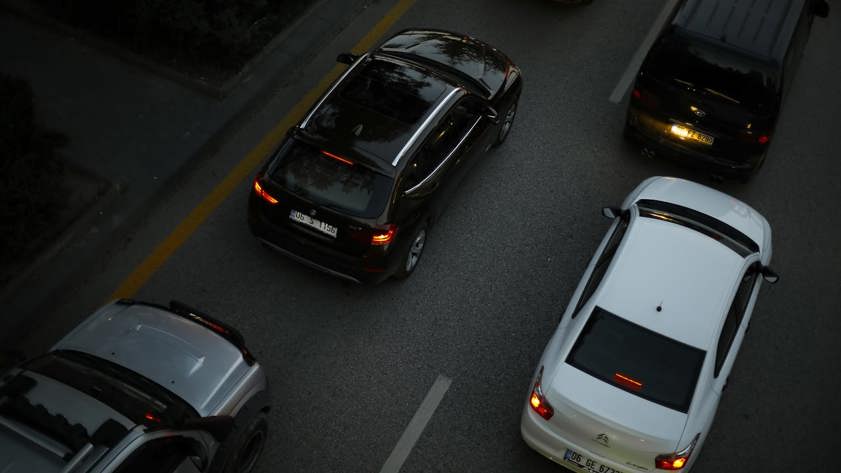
<box><xmin>656</xmin><ymin>301</ymin><xmax>663</xmax><ymax>313</ymax></box>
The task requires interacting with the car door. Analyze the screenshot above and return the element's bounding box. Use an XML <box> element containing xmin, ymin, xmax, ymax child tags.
<box><xmin>712</xmin><ymin>262</ymin><xmax>761</xmax><ymax>393</ymax></box>
<box><xmin>108</xmin><ymin>435</ymin><xmax>209</xmax><ymax>473</ymax></box>
<box><xmin>447</xmin><ymin>95</ymin><xmax>495</xmax><ymax>181</ymax></box>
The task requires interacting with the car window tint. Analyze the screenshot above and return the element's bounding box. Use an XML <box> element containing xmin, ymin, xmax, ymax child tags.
<box><xmin>408</xmin><ymin>101</ymin><xmax>480</xmax><ymax>184</ymax></box>
<box><xmin>572</xmin><ymin>215</ymin><xmax>629</xmax><ymax>318</ymax></box>
<box><xmin>339</xmin><ymin>58</ymin><xmax>445</xmax><ymax>125</ymax></box>
<box><xmin>715</xmin><ymin>267</ymin><xmax>758</xmax><ymax>376</ymax></box>
<box><xmin>114</xmin><ymin>437</ymin><xmax>191</xmax><ymax>473</ymax></box>
<box><xmin>567</xmin><ymin>307</ymin><xmax>705</xmax><ymax>413</ymax></box>
<box><xmin>644</xmin><ymin>33</ymin><xmax>778</xmax><ymax>113</ymax></box>
<box><xmin>270</xmin><ymin>139</ymin><xmax>392</xmax><ymax>218</ymax></box>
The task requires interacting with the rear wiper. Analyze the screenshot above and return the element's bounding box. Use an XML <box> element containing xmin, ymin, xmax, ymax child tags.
<box><xmin>703</xmin><ymin>88</ymin><xmax>740</xmax><ymax>104</ymax></box>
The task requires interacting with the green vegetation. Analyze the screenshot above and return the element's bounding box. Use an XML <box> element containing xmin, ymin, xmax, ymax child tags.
<box><xmin>35</xmin><ymin>0</ymin><xmax>316</xmax><ymax>79</ymax></box>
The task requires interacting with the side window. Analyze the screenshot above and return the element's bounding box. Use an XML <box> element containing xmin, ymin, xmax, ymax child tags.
<box><xmin>572</xmin><ymin>214</ymin><xmax>630</xmax><ymax>318</ymax></box>
<box><xmin>714</xmin><ymin>266</ymin><xmax>759</xmax><ymax>376</ymax></box>
<box><xmin>114</xmin><ymin>437</ymin><xmax>195</xmax><ymax>473</ymax></box>
<box><xmin>402</xmin><ymin>98</ymin><xmax>480</xmax><ymax>190</ymax></box>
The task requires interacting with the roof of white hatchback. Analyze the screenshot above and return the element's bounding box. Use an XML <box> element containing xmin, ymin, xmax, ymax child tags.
<box><xmin>597</xmin><ymin>214</ymin><xmax>745</xmax><ymax>349</ymax></box>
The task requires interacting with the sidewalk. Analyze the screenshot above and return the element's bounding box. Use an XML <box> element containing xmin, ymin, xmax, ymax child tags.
<box><xmin>0</xmin><ymin>0</ymin><xmax>375</xmax><ymax>346</ymax></box>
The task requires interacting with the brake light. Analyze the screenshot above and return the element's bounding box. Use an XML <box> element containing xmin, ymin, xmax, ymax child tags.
<box><xmin>144</xmin><ymin>412</ymin><xmax>161</xmax><ymax>423</ymax></box>
<box><xmin>613</xmin><ymin>372</ymin><xmax>643</xmax><ymax>391</ymax></box>
<box><xmin>632</xmin><ymin>88</ymin><xmax>641</xmax><ymax>100</ymax></box>
<box><xmin>371</xmin><ymin>224</ymin><xmax>397</xmax><ymax>246</ymax></box>
<box><xmin>631</xmin><ymin>87</ymin><xmax>659</xmax><ymax>110</ymax></box>
<box><xmin>322</xmin><ymin>150</ymin><xmax>354</xmax><ymax>166</ymax></box>
<box><xmin>757</xmin><ymin>135</ymin><xmax>770</xmax><ymax>145</ymax></box>
<box><xmin>529</xmin><ymin>367</ymin><xmax>554</xmax><ymax>420</ymax></box>
<box><xmin>656</xmin><ymin>434</ymin><xmax>699</xmax><ymax>470</ymax></box>
<box><xmin>253</xmin><ymin>179</ymin><xmax>278</xmax><ymax>204</ymax></box>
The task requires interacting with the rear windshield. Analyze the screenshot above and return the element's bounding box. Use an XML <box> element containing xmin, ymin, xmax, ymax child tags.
<box><xmin>270</xmin><ymin>138</ymin><xmax>392</xmax><ymax>218</ymax></box>
<box><xmin>644</xmin><ymin>32</ymin><xmax>778</xmax><ymax>113</ymax></box>
<box><xmin>567</xmin><ymin>307</ymin><xmax>705</xmax><ymax>413</ymax></box>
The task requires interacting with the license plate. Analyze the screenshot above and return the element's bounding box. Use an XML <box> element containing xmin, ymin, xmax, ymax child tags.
<box><xmin>563</xmin><ymin>449</ymin><xmax>621</xmax><ymax>473</ymax></box>
<box><xmin>289</xmin><ymin>210</ymin><xmax>337</xmax><ymax>238</ymax></box>
<box><xmin>669</xmin><ymin>124</ymin><xmax>714</xmax><ymax>145</ymax></box>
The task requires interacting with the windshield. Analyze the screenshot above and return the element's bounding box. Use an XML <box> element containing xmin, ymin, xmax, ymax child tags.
<box><xmin>270</xmin><ymin>138</ymin><xmax>392</xmax><ymax>218</ymax></box>
<box><xmin>644</xmin><ymin>32</ymin><xmax>778</xmax><ymax>113</ymax></box>
<box><xmin>567</xmin><ymin>307</ymin><xmax>705</xmax><ymax>413</ymax></box>
<box><xmin>636</xmin><ymin>199</ymin><xmax>759</xmax><ymax>257</ymax></box>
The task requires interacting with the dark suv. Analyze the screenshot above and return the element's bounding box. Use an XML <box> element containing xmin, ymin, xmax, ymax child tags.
<box><xmin>625</xmin><ymin>0</ymin><xmax>829</xmax><ymax>179</ymax></box>
<box><xmin>248</xmin><ymin>29</ymin><xmax>522</xmax><ymax>283</ymax></box>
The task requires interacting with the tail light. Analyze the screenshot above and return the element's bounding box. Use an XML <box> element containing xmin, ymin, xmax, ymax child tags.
<box><xmin>655</xmin><ymin>434</ymin><xmax>699</xmax><ymax>470</ymax></box>
<box><xmin>529</xmin><ymin>366</ymin><xmax>554</xmax><ymax>420</ymax></box>
<box><xmin>757</xmin><ymin>135</ymin><xmax>770</xmax><ymax>145</ymax></box>
<box><xmin>253</xmin><ymin>178</ymin><xmax>279</xmax><ymax>205</ymax></box>
<box><xmin>371</xmin><ymin>224</ymin><xmax>397</xmax><ymax>246</ymax></box>
<box><xmin>631</xmin><ymin>87</ymin><xmax>660</xmax><ymax>110</ymax></box>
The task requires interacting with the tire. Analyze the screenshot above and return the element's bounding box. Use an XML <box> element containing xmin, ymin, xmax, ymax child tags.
<box><xmin>211</xmin><ymin>413</ymin><xmax>268</xmax><ymax>473</ymax></box>
<box><xmin>392</xmin><ymin>225</ymin><xmax>428</xmax><ymax>280</ymax></box>
<box><xmin>493</xmin><ymin>98</ymin><xmax>519</xmax><ymax>147</ymax></box>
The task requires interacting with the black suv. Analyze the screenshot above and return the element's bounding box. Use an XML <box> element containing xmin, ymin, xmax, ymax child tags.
<box><xmin>625</xmin><ymin>0</ymin><xmax>829</xmax><ymax>179</ymax></box>
<box><xmin>248</xmin><ymin>29</ymin><xmax>522</xmax><ymax>283</ymax></box>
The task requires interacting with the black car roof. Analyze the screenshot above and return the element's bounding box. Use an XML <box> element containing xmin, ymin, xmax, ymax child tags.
<box><xmin>672</xmin><ymin>0</ymin><xmax>807</xmax><ymax>64</ymax></box>
<box><xmin>300</xmin><ymin>54</ymin><xmax>466</xmax><ymax>172</ymax></box>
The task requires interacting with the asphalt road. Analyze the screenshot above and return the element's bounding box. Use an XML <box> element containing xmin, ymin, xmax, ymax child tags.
<box><xmin>19</xmin><ymin>0</ymin><xmax>841</xmax><ymax>472</ymax></box>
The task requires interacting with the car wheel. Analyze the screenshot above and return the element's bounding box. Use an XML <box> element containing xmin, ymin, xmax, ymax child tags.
<box><xmin>393</xmin><ymin>225</ymin><xmax>427</xmax><ymax>280</ymax></box>
<box><xmin>494</xmin><ymin>99</ymin><xmax>519</xmax><ymax>146</ymax></box>
<box><xmin>212</xmin><ymin>413</ymin><xmax>268</xmax><ymax>473</ymax></box>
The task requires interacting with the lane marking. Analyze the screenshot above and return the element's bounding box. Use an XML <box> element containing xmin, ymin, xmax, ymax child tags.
<box><xmin>380</xmin><ymin>375</ymin><xmax>452</xmax><ymax>473</ymax></box>
<box><xmin>608</xmin><ymin>0</ymin><xmax>681</xmax><ymax>104</ymax></box>
<box><xmin>110</xmin><ymin>0</ymin><xmax>417</xmax><ymax>300</ymax></box>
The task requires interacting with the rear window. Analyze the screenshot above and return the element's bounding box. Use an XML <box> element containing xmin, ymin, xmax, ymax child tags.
<box><xmin>567</xmin><ymin>307</ymin><xmax>705</xmax><ymax>413</ymax></box>
<box><xmin>270</xmin><ymin>138</ymin><xmax>392</xmax><ymax>218</ymax></box>
<box><xmin>644</xmin><ymin>32</ymin><xmax>778</xmax><ymax>113</ymax></box>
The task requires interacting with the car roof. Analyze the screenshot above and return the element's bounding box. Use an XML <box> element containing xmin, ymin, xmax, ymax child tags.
<box><xmin>672</xmin><ymin>0</ymin><xmax>806</xmax><ymax>64</ymax></box>
<box><xmin>300</xmin><ymin>53</ymin><xmax>465</xmax><ymax>172</ymax></box>
<box><xmin>595</xmin><ymin>213</ymin><xmax>747</xmax><ymax>350</ymax></box>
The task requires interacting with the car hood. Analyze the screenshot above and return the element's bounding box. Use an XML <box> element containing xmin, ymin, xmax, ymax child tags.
<box><xmin>544</xmin><ymin>363</ymin><xmax>687</xmax><ymax>470</ymax></box>
<box><xmin>53</xmin><ymin>303</ymin><xmax>249</xmax><ymax>416</ymax></box>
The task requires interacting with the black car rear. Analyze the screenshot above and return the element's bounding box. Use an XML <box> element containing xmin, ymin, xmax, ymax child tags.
<box><xmin>625</xmin><ymin>0</ymin><xmax>829</xmax><ymax>179</ymax></box>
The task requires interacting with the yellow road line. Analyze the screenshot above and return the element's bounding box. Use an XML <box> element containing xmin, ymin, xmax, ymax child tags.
<box><xmin>110</xmin><ymin>0</ymin><xmax>416</xmax><ymax>300</ymax></box>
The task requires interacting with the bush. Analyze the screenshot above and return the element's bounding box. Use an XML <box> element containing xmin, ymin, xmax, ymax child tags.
<box><xmin>0</xmin><ymin>74</ymin><xmax>66</xmax><ymax>267</ymax></box>
<box><xmin>35</xmin><ymin>0</ymin><xmax>313</xmax><ymax>75</ymax></box>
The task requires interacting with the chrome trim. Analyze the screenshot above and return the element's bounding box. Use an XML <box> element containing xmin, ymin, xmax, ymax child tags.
<box><xmin>258</xmin><ymin>238</ymin><xmax>362</xmax><ymax>284</ymax></box>
<box><xmin>392</xmin><ymin>87</ymin><xmax>463</xmax><ymax>166</ymax></box>
<box><xmin>404</xmin><ymin>115</ymin><xmax>482</xmax><ymax>195</ymax></box>
<box><xmin>300</xmin><ymin>52</ymin><xmax>369</xmax><ymax>129</ymax></box>
<box><xmin>59</xmin><ymin>442</ymin><xmax>93</xmax><ymax>473</ymax></box>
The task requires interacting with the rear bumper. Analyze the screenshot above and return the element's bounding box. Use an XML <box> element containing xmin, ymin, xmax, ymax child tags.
<box><xmin>521</xmin><ymin>407</ymin><xmax>636</xmax><ymax>473</ymax></box>
<box><xmin>248</xmin><ymin>201</ymin><xmax>394</xmax><ymax>285</ymax></box>
<box><xmin>626</xmin><ymin>107</ymin><xmax>763</xmax><ymax>177</ymax></box>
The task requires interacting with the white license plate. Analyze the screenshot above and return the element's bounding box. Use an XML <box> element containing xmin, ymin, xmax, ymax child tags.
<box><xmin>289</xmin><ymin>210</ymin><xmax>337</xmax><ymax>238</ymax></box>
<box><xmin>669</xmin><ymin>124</ymin><xmax>714</xmax><ymax>145</ymax></box>
<box><xmin>563</xmin><ymin>449</ymin><xmax>621</xmax><ymax>473</ymax></box>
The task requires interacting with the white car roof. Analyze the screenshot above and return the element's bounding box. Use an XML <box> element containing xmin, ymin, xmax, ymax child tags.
<box><xmin>597</xmin><ymin>214</ymin><xmax>746</xmax><ymax>350</ymax></box>
<box><xmin>629</xmin><ymin>177</ymin><xmax>769</xmax><ymax>252</ymax></box>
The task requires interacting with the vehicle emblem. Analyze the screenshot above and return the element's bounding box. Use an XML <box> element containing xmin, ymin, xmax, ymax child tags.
<box><xmin>595</xmin><ymin>433</ymin><xmax>610</xmax><ymax>447</ymax></box>
<box><xmin>310</xmin><ymin>209</ymin><xmax>317</xmax><ymax>217</ymax></box>
<box><xmin>690</xmin><ymin>105</ymin><xmax>706</xmax><ymax>118</ymax></box>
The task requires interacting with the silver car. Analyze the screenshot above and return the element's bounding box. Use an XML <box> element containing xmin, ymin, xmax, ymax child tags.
<box><xmin>0</xmin><ymin>300</ymin><xmax>269</xmax><ymax>473</ymax></box>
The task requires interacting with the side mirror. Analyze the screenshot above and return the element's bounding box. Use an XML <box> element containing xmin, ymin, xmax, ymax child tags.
<box><xmin>181</xmin><ymin>415</ymin><xmax>235</xmax><ymax>442</ymax></box>
<box><xmin>760</xmin><ymin>266</ymin><xmax>779</xmax><ymax>284</ymax></box>
<box><xmin>601</xmin><ymin>207</ymin><xmax>621</xmax><ymax>219</ymax></box>
<box><xmin>813</xmin><ymin>0</ymin><xmax>829</xmax><ymax>18</ymax></box>
<box><xmin>336</xmin><ymin>52</ymin><xmax>360</xmax><ymax>65</ymax></box>
<box><xmin>485</xmin><ymin>106</ymin><xmax>499</xmax><ymax>124</ymax></box>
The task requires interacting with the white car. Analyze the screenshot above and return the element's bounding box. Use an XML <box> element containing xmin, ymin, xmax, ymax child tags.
<box><xmin>521</xmin><ymin>176</ymin><xmax>778</xmax><ymax>472</ymax></box>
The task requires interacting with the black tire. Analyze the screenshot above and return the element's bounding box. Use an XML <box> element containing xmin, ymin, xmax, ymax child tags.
<box><xmin>392</xmin><ymin>224</ymin><xmax>428</xmax><ymax>281</ymax></box>
<box><xmin>211</xmin><ymin>413</ymin><xmax>268</xmax><ymax>473</ymax></box>
<box><xmin>493</xmin><ymin>98</ymin><xmax>519</xmax><ymax>147</ymax></box>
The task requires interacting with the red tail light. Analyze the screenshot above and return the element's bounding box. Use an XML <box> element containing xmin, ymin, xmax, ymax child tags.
<box><xmin>613</xmin><ymin>372</ymin><xmax>644</xmax><ymax>391</ymax></box>
<box><xmin>757</xmin><ymin>135</ymin><xmax>770</xmax><ymax>145</ymax></box>
<box><xmin>631</xmin><ymin>87</ymin><xmax>659</xmax><ymax>110</ymax></box>
<box><xmin>144</xmin><ymin>411</ymin><xmax>161</xmax><ymax>423</ymax></box>
<box><xmin>656</xmin><ymin>434</ymin><xmax>699</xmax><ymax>470</ymax></box>
<box><xmin>321</xmin><ymin>150</ymin><xmax>354</xmax><ymax>166</ymax></box>
<box><xmin>529</xmin><ymin>367</ymin><xmax>554</xmax><ymax>420</ymax></box>
<box><xmin>371</xmin><ymin>224</ymin><xmax>397</xmax><ymax>246</ymax></box>
<box><xmin>253</xmin><ymin>178</ymin><xmax>279</xmax><ymax>205</ymax></box>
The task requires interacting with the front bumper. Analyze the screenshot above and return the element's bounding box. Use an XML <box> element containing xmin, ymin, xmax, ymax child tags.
<box><xmin>626</xmin><ymin>108</ymin><xmax>763</xmax><ymax>177</ymax></box>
